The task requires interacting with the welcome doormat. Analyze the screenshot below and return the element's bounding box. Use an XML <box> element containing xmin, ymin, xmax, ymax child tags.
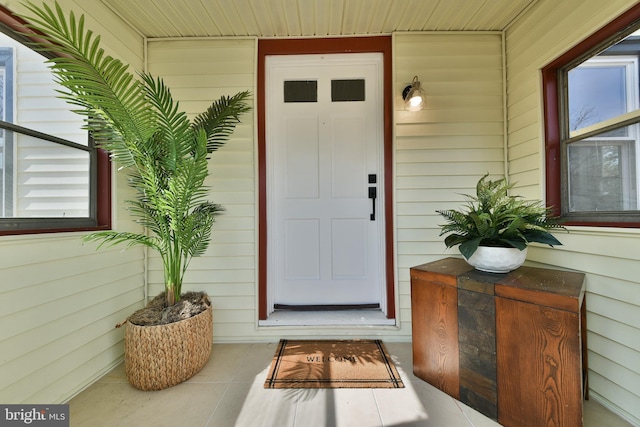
<box><xmin>264</xmin><ymin>339</ymin><xmax>404</xmax><ymax>389</ymax></box>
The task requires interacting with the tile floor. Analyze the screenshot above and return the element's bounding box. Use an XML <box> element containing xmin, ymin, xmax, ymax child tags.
<box><xmin>69</xmin><ymin>342</ymin><xmax>633</xmax><ymax>427</ymax></box>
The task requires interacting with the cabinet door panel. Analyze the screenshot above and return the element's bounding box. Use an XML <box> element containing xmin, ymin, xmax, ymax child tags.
<box><xmin>411</xmin><ymin>276</ymin><xmax>459</xmax><ymax>398</ymax></box>
<box><xmin>496</xmin><ymin>297</ymin><xmax>583</xmax><ymax>427</ymax></box>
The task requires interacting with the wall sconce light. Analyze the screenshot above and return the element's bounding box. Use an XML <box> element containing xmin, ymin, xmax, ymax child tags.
<box><xmin>402</xmin><ymin>76</ymin><xmax>426</xmax><ymax>111</ymax></box>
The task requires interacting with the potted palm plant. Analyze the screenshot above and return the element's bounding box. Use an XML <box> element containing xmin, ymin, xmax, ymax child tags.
<box><xmin>22</xmin><ymin>2</ymin><xmax>251</xmax><ymax>389</ymax></box>
<box><xmin>436</xmin><ymin>174</ymin><xmax>566</xmax><ymax>273</ymax></box>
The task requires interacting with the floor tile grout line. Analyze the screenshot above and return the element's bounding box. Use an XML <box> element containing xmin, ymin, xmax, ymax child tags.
<box><xmin>292</xmin><ymin>393</ymin><xmax>299</xmax><ymax>427</ymax></box>
<box><xmin>203</xmin><ymin>382</ymin><xmax>232</xmax><ymax>427</ymax></box>
<box><xmin>371</xmin><ymin>389</ymin><xmax>386</xmax><ymax>427</ymax></box>
<box><xmin>229</xmin><ymin>343</ymin><xmax>255</xmax><ymax>384</ymax></box>
<box><xmin>453</xmin><ymin>399</ymin><xmax>476</xmax><ymax>427</ymax></box>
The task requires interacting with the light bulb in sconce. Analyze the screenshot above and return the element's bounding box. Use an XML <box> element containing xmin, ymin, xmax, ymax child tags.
<box><xmin>402</xmin><ymin>76</ymin><xmax>426</xmax><ymax>112</ymax></box>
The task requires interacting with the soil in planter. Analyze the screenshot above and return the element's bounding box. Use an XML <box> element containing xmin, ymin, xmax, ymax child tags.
<box><xmin>125</xmin><ymin>291</ymin><xmax>210</xmax><ymax>326</ymax></box>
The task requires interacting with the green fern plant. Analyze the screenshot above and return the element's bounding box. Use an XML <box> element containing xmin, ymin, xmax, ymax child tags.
<box><xmin>436</xmin><ymin>174</ymin><xmax>566</xmax><ymax>259</ymax></box>
<box><xmin>23</xmin><ymin>1</ymin><xmax>251</xmax><ymax>306</ymax></box>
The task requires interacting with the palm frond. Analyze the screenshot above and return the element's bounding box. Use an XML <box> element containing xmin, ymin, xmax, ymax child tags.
<box><xmin>193</xmin><ymin>91</ymin><xmax>252</xmax><ymax>153</ymax></box>
<box><xmin>139</xmin><ymin>73</ymin><xmax>193</xmax><ymax>172</ymax></box>
<box><xmin>180</xmin><ymin>203</ymin><xmax>225</xmax><ymax>259</ymax></box>
<box><xmin>83</xmin><ymin>230</ymin><xmax>159</xmax><ymax>252</ymax></box>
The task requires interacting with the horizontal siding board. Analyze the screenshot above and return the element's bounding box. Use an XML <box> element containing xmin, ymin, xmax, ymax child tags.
<box><xmin>508</xmin><ymin>153</ymin><xmax>539</xmax><ymax>175</ymax></box>
<box><xmin>396</xmin><ymin>161</ymin><xmax>504</xmax><ymax>176</ymax></box>
<box><xmin>147</xmin><ymin>42</ymin><xmax>254</xmax><ymax>60</ymax></box>
<box><xmin>396</xmin><ymin>188</ymin><xmax>480</xmax><ymax>203</ymax></box>
<box><xmin>160</xmin><ymin>74</ymin><xmax>255</xmax><ymax>88</ymax></box>
<box><xmin>396</xmin><ymin>135</ymin><xmax>504</xmax><ymax>150</ymax></box>
<box><xmin>398</xmin><ymin>33</ymin><xmax>502</xmax><ymax>45</ymax></box>
<box><xmin>208</xmin><ymin>296</ymin><xmax>255</xmax><ymax>311</ymax></box>
<box><xmin>403</xmin><ymin>55</ymin><xmax>502</xmax><ymax>70</ymax></box>
<box><xmin>508</xmin><ymin>136</ymin><xmax>540</xmax><ymax>161</ymax></box>
<box><xmin>208</xmin><ymin>243</ymin><xmax>255</xmax><ymax>257</ymax></box>
<box><xmin>588</xmin><ymin>295</ymin><xmax>639</xmax><ymax>330</ymax></box>
<box><xmin>201</xmin><ymin>164</ymin><xmax>255</xmax><ymax>179</ymax></box>
<box><xmin>508</xmin><ymin>169</ymin><xmax>543</xmax><ymax>192</ymax></box>
<box><xmin>148</xmin><ymin>269</ymin><xmax>255</xmax><ymax>285</ymax></box>
<box><xmin>151</xmin><ymin>59</ymin><xmax>255</xmax><ymax>75</ymax></box>
<box><xmin>170</xmin><ymin>86</ymin><xmax>254</xmax><ymax>102</ymax></box>
<box><xmin>506</xmin><ymin>91</ymin><xmax>539</xmax><ymax>122</ymax></box>
<box><xmin>588</xmin><ymin>313</ymin><xmax>640</xmax><ymax>354</ymax></box>
<box><xmin>397</xmin><ymin>214</ymin><xmax>446</xmax><ymax>229</ymax></box>
<box><xmin>414</xmin><ymin>81</ymin><xmax>504</xmax><ymax>96</ymax></box>
<box><xmin>206</xmin><ymin>283</ymin><xmax>256</xmax><ymax>297</ymax></box>
<box><xmin>396</xmin><ymin>200</ymin><xmax>485</xmax><ymax>215</ymax></box>
<box><xmin>186</xmin><ymin>255</ymin><xmax>255</xmax><ymax>269</ymax></box>
<box><xmin>588</xmin><ymin>277</ymin><xmax>640</xmax><ymax>307</ymax></box>
<box><xmin>396</xmin><ymin>148</ymin><xmax>503</xmax><ymax>163</ymax></box>
<box><xmin>396</xmin><ymin>107</ymin><xmax>503</xmax><ymax>124</ymax></box>
<box><xmin>397</xmin><ymin>122</ymin><xmax>503</xmax><ymax>137</ymax></box>
<box><xmin>507</xmin><ymin>122</ymin><xmax>540</xmax><ymax>146</ymax></box>
<box><xmin>396</xmin><ymin>174</ymin><xmax>487</xmax><ymax>189</ymax></box>
<box><xmin>395</xmin><ymin>39</ymin><xmax>502</xmax><ymax>56</ymax></box>
<box><xmin>213</xmin><ymin>309</ymin><xmax>256</xmax><ymax>323</ymax></box>
<box><xmin>588</xmin><ymin>333</ymin><xmax>640</xmax><ymax>376</ymax></box>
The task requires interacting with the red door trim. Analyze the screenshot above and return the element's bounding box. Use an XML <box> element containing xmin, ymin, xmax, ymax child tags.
<box><xmin>257</xmin><ymin>36</ymin><xmax>395</xmax><ymax>320</ymax></box>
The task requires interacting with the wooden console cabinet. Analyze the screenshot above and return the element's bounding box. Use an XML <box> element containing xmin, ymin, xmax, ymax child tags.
<box><xmin>411</xmin><ymin>257</ymin><xmax>587</xmax><ymax>427</ymax></box>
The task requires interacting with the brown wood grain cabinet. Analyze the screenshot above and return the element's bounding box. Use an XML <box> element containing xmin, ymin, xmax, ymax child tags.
<box><xmin>410</xmin><ymin>257</ymin><xmax>587</xmax><ymax>427</ymax></box>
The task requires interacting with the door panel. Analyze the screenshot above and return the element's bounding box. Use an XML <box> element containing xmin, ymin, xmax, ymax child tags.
<box><xmin>331</xmin><ymin>116</ymin><xmax>366</xmax><ymax>199</ymax></box>
<box><xmin>266</xmin><ymin>53</ymin><xmax>384</xmax><ymax>309</ymax></box>
<box><xmin>332</xmin><ymin>218</ymin><xmax>367</xmax><ymax>278</ymax></box>
<box><xmin>284</xmin><ymin>116</ymin><xmax>319</xmax><ymax>199</ymax></box>
<box><xmin>285</xmin><ymin>219</ymin><xmax>320</xmax><ymax>279</ymax></box>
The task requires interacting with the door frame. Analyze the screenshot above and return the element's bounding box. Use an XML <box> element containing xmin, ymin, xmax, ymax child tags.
<box><xmin>257</xmin><ymin>36</ymin><xmax>394</xmax><ymax>321</ymax></box>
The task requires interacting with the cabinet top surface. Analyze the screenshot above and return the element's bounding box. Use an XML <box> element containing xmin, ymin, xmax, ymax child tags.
<box><xmin>499</xmin><ymin>265</ymin><xmax>585</xmax><ymax>297</ymax></box>
<box><xmin>411</xmin><ymin>257</ymin><xmax>586</xmax><ymax>307</ymax></box>
<box><xmin>411</xmin><ymin>257</ymin><xmax>473</xmax><ymax>276</ymax></box>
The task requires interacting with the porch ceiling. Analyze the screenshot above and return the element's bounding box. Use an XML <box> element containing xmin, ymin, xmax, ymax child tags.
<box><xmin>101</xmin><ymin>0</ymin><xmax>537</xmax><ymax>38</ymax></box>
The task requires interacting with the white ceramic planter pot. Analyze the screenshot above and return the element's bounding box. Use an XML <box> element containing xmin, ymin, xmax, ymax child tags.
<box><xmin>463</xmin><ymin>246</ymin><xmax>528</xmax><ymax>273</ymax></box>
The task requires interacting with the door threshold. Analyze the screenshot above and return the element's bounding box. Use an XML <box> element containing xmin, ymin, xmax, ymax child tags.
<box><xmin>273</xmin><ymin>303</ymin><xmax>380</xmax><ymax>311</ymax></box>
<box><xmin>259</xmin><ymin>308</ymin><xmax>396</xmax><ymax>327</ymax></box>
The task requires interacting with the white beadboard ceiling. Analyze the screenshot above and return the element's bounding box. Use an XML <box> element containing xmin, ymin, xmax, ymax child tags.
<box><xmin>100</xmin><ymin>0</ymin><xmax>537</xmax><ymax>38</ymax></box>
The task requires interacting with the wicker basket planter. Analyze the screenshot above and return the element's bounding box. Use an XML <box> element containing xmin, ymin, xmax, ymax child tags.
<box><xmin>124</xmin><ymin>301</ymin><xmax>213</xmax><ymax>391</ymax></box>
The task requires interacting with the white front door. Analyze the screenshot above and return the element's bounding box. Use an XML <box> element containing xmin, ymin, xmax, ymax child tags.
<box><xmin>266</xmin><ymin>53</ymin><xmax>385</xmax><ymax>312</ymax></box>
